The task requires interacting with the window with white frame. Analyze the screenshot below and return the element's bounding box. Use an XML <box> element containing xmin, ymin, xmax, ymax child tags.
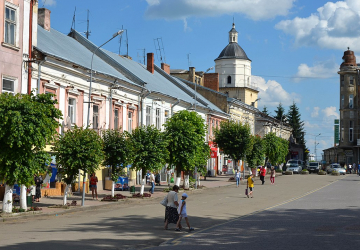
<box><xmin>2</xmin><ymin>78</ymin><xmax>15</xmax><ymax>94</ymax></box>
<box><xmin>156</xmin><ymin>108</ymin><xmax>161</xmax><ymax>129</ymax></box>
<box><xmin>146</xmin><ymin>106</ymin><xmax>151</xmax><ymax>126</ymax></box>
<box><xmin>164</xmin><ymin>110</ymin><xmax>169</xmax><ymax>123</ymax></box>
<box><xmin>68</xmin><ymin>98</ymin><xmax>76</xmax><ymax>124</ymax></box>
<box><xmin>114</xmin><ymin>109</ymin><xmax>119</xmax><ymax>129</ymax></box>
<box><xmin>93</xmin><ymin>105</ymin><xmax>99</xmax><ymax>129</ymax></box>
<box><xmin>128</xmin><ymin>112</ymin><xmax>133</xmax><ymax>133</ymax></box>
<box><xmin>349</xmin><ymin>121</ymin><xmax>354</xmax><ymax>142</ymax></box>
<box><xmin>4</xmin><ymin>6</ymin><xmax>16</xmax><ymax>46</ymax></box>
<box><xmin>349</xmin><ymin>94</ymin><xmax>354</xmax><ymax>108</ymax></box>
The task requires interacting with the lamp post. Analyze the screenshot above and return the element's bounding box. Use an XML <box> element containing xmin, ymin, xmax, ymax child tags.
<box><xmin>194</xmin><ymin>67</ymin><xmax>213</xmax><ymax>111</ymax></box>
<box><xmin>314</xmin><ymin>133</ymin><xmax>321</xmax><ymax>162</ymax></box>
<box><xmin>82</xmin><ymin>30</ymin><xmax>123</xmax><ymax>207</ymax></box>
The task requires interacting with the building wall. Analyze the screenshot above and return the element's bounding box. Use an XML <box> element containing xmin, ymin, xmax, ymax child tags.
<box><xmin>219</xmin><ymin>87</ymin><xmax>259</xmax><ymax>107</ymax></box>
<box><xmin>215</xmin><ymin>58</ymin><xmax>252</xmax><ymax>89</ymax></box>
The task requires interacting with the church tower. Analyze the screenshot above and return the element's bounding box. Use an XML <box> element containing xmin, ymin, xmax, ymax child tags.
<box><xmin>215</xmin><ymin>22</ymin><xmax>259</xmax><ymax>107</ymax></box>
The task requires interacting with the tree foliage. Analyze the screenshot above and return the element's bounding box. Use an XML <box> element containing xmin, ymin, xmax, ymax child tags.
<box><xmin>164</xmin><ymin>110</ymin><xmax>208</xmax><ymax>174</ymax></box>
<box><xmin>102</xmin><ymin>129</ymin><xmax>132</xmax><ymax>181</ymax></box>
<box><xmin>53</xmin><ymin>126</ymin><xmax>104</xmax><ymax>185</ymax></box>
<box><xmin>246</xmin><ymin>135</ymin><xmax>265</xmax><ymax>168</ymax></box>
<box><xmin>128</xmin><ymin>125</ymin><xmax>168</xmax><ymax>177</ymax></box>
<box><xmin>274</xmin><ymin>103</ymin><xmax>285</xmax><ymax>121</ymax></box>
<box><xmin>287</xmin><ymin>102</ymin><xmax>307</xmax><ymax>159</ymax></box>
<box><xmin>0</xmin><ymin>92</ymin><xmax>62</xmax><ymax>186</ymax></box>
<box><xmin>262</xmin><ymin>106</ymin><xmax>269</xmax><ymax>116</ymax></box>
<box><xmin>214</xmin><ymin>120</ymin><xmax>253</xmax><ymax>165</ymax></box>
<box><xmin>264</xmin><ymin>132</ymin><xmax>289</xmax><ymax>165</ymax></box>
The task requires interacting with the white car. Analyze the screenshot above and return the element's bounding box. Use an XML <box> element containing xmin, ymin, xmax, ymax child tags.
<box><xmin>326</xmin><ymin>164</ymin><xmax>346</xmax><ymax>175</ymax></box>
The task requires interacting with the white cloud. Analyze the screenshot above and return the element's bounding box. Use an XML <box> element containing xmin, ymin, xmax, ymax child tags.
<box><xmin>145</xmin><ymin>0</ymin><xmax>295</xmax><ymax>21</ymax></box>
<box><xmin>311</xmin><ymin>107</ymin><xmax>320</xmax><ymax>118</ymax></box>
<box><xmin>275</xmin><ymin>0</ymin><xmax>360</xmax><ymax>51</ymax></box>
<box><xmin>294</xmin><ymin>60</ymin><xmax>338</xmax><ymax>81</ymax></box>
<box><xmin>252</xmin><ymin>76</ymin><xmax>301</xmax><ymax>109</ymax></box>
<box><xmin>322</xmin><ymin>106</ymin><xmax>339</xmax><ymax>119</ymax></box>
<box><xmin>42</xmin><ymin>0</ymin><xmax>56</xmax><ymax>6</ymax></box>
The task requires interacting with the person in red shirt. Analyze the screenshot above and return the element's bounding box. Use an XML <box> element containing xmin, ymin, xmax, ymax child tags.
<box><xmin>260</xmin><ymin>166</ymin><xmax>266</xmax><ymax>185</ymax></box>
<box><xmin>89</xmin><ymin>173</ymin><xmax>98</xmax><ymax>200</ymax></box>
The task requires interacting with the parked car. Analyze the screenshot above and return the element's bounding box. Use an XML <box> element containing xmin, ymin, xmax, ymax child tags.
<box><xmin>285</xmin><ymin>160</ymin><xmax>303</xmax><ymax>174</ymax></box>
<box><xmin>307</xmin><ymin>162</ymin><xmax>321</xmax><ymax>173</ymax></box>
<box><xmin>326</xmin><ymin>163</ymin><xmax>346</xmax><ymax>175</ymax></box>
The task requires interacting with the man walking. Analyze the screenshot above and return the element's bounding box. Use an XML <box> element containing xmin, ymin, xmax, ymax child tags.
<box><xmin>149</xmin><ymin>171</ymin><xmax>155</xmax><ymax>194</ymax></box>
<box><xmin>260</xmin><ymin>165</ymin><xmax>266</xmax><ymax>185</ymax></box>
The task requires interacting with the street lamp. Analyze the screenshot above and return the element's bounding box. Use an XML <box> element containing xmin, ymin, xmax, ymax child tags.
<box><xmin>82</xmin><ymin>30</ymin><xmax>123</xmax><ymax>207</ymax></box>
<box><xmin>194</xmin><ymin>67</ymin><xmax>213</xmax><ymax>111</ymax></box>
<box><xmin>315</xmin><ymin>133</ymin><xmax>321</xmax><ymax>161</ymax></box>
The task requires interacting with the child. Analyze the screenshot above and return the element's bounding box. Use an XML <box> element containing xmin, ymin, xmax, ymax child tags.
<box><xmin>247</xmin><ymin>174</ymin><xmax>254</xmax><ymax>198</ymax></box>
<box><xmin>175</xmin><ymin>193</ymin><xmax>194</xmax><ymax>231</ymax></box>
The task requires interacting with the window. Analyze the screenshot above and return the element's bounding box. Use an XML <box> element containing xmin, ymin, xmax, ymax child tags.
<box><xmin>146</xmin><ymin>106</ymin><xmax>151</xmax><ymax>126</ymax></box>
<box><xmin>227</xmin><ymin>76</ymin><xmax>231</xmax><ymax>84</ymax></box>
<box><xmin>114</xmin><ymin>109</ymin><xmax>119</xmax><ymax>129</ymax></box>
<box><xmin>93</xmin><ymin>105</ymin><xmax>99</xmax><ymax>129</ymax></box>
<box><xmin>350</xmin><ymin>111</ymin><xmax>354</xmax><ymax>119</ymax></box>
<box><xmin>156</xmin><ymin>108</ymin><xmax>161</xmax><ymax>129</ymax></box>
<box><xmin>341</xmin><ymin>127</ymin><xmax>344</xmax><ymax>142</ymax></box>
<box><xmin>2</xmin><ymin>78</ymin><xmax>14</xmax><ymax>94</ymax></box>
<box><xmin>349</xmin><ymin>94</ymin><xmax>354</xmax><ymax>108</ymax></box>
<box><xmin>68</xmin><ymin>98</ymin><xmax>76</xmax><ymax>124</ymax></box>
<box><xmin>341</xmin><ymin>95</ymin><xmax>344</xmax><ymax>108</ymax></box>
<box><xmin>5</xmin><ymin>6</ymin><xmax>16</xmax><ymax>46</ymax></box>
<box><xmin>350</xmin><ymin>76</ymin><xmax>354</xmax><ymax>86</ymax></box>
<box><xmin>128</xmin><ymin>112</ymin><xmax>133</xmax><ymax>132</ymax></box>
<box><xmin>164</xmin><ymin>110</ymin><xmax>169</xmax><ymax>123</ymax></box>
<box><xmin>349</xmin><ymin>121</ymin><xmax>354</xmax><ymax>142</ymax></box>
<box><xmin>341</xmin><ymin>75</ymin><xmax>344</xmax><ymax>86</ymax></box>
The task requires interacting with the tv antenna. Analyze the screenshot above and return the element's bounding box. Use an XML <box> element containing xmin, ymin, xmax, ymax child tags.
<box><xmin>70</xmin><ymin>7</ymin><xmax>76</xmax><ymax>32</ymax></box>
<box><xmin>153</xmin><ymin>38</ymin><xmax>166</xmax><ymax>63</ymax></box>
<box><xmin>118</xmin><ymin>26</ymin><xmax>128</xmax><ymax>56</ymax></box>
<box><xmin>137</xmin><ymin>49</ymin><xmax>146</xmax><ymax>65</ymax></box>
<box><xmin>84</xmin><ymin>9</ymin><xmax>91</xmax><ymax>39</ymax></box>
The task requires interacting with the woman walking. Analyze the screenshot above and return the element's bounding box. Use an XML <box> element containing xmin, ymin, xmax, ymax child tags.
<box><xmin>89</xmin><ymin>173</ymin><xmax>98</xmax><ymax>200</ymax></box>
<box><xmin>235</xmin><ymin>170</ymin><xmax>241</xmax><ymax>187</ymax></box>
<box><xmin>164</xmin><ymin>185</ymin><xmax>180</xmax><ymax>230</ymax></box>
<box><xmin>270</xmin><ymin>166</ymin><xmax>276</xmax><ymax>184</ymax></box>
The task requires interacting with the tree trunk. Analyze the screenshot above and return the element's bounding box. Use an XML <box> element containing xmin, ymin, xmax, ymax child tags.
<box><xmin>20</xmin><ymin>184</ymin><xmax>27</xmax><ymax>210</ymax></box>
<box><xmin>140</xmin><ymin>168</ymin><xmax>145</xmax><ymax>195</ymax></box>
<box><xmin>2</xmin><ymin>184</ymin><xmax>14</xmax><ymax>213</ymax></box>
<box><xmin>184</xmin><ymin>174</ymin><xmax>190</xmax><ymax>190</ymax></box>
<box><xmin>175</xmin><ymin>166</ymin><xmax>181</xmax><ymax>187</ymax></box>
<box><xmin>197</xmin><ymin>174</ymin><xmax>201</xmax><ymax>187</ymax></box>
<box><xmin>81</xmin><ymin>173</ymin><xmax>86</xmax><ymax>206</ymax></box>
<box><xmin>111</xmin><ymin>181</ymin><xmax>115</xmax><ymax>197</ymax></box>
<box><xmin>63</xmin><ymin>184</ymin><xmax>71</xmax><ymax>206</ymax></box>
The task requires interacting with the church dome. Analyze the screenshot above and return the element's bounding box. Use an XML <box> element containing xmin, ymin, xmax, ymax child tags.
<box><xmin>215</xmin><ymin>42</ymin><xmax>251</xmax><ymax>61</ymax></box>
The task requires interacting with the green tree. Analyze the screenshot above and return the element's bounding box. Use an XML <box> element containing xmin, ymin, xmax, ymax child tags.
<box><xmin>262</xmin><ymin>106</ymin><xmax>269</xmax><ymax>116</ymax></box>
<box><xmin>287</xmin><ymin>102</ymin><xmax>307</xmax><ymax>160</ymax></box>
<box><xmin>264</xmin><ymin>132</ymin><xmax>289</xmax><ymax>166</ymax></box>
<box><xmin>246</xmin><ymin>135</ymin><xmax>265</xmax><ymax>168</ymax></box>
<box><xmin>102</xmin><ymin>129</ymin><xmax>132</xmax><ymax>197</ymax></box>
<box><xmin>164</xmin><ymin>110</ymin><xmax>208</xmax><ymax>189</ymax></box>
<box><xmin>214</xmin><ymin>120</ymin><xmax>253</xmax><ymax>171</ymax></box>
<box><xmin>274</xmin><ymin>103</ymin><xmax>285</xmax><ymax>121</ymax></box>
<box><xmin>53</xmin><ymin>126</ymin><xmax>104</xmax><ymax>205</ymax></box>
<box><xmin>0</xmin><ymin>92</ymin><xmax>62</xmax><ymax>213</ymax></box>
<box><xmin>128</xmin><ymin>125</ymin><xmax>168</xmax><ymax>194</ymax></box>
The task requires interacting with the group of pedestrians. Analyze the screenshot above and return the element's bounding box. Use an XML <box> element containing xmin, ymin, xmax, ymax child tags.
<box><xmin>345</xmin><ymin>163</ymin><xmax>360</xmax><ymax>175</ymax></box>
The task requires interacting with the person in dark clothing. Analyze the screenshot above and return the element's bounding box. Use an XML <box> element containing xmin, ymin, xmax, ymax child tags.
<box><xmin>34</xmin><ymin>174</ymin><xmax>43</xmax><ymax>202</ymax></box>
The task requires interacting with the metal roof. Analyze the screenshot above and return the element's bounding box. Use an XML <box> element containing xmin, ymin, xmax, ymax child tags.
<box><xmin>35</xmin><ymin>26</ymin><xmax>135</xmax><ymax>85</ymax></box>
<box><xmin>215</xmin><ymin>42</ymin><xmax>251</xmax><ymax>61</ymax></box>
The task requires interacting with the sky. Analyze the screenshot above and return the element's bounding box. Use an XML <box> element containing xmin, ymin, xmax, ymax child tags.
<box><xmin>40</xmin><ymin>0</ymin><xmax>360</xmax><ymax>160</ymax></box>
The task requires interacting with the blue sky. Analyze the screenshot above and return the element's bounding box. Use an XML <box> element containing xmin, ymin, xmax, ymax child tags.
<box><xmin>41</xmin><ymin>0</ymin><xmax>359</xmax><ymax>159</ymax></box>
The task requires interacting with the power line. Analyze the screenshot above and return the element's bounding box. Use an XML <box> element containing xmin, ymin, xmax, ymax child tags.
<box><xmin>253</xmin><ymin>74</ymin><xmax>338</xmax><ymax>80</ymax></box>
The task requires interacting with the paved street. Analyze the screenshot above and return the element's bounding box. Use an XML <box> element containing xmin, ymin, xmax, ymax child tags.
<box><xmin>0</xmin><ymin>174</ymin><xmax>357</xmax><ymax>250</ymax></box>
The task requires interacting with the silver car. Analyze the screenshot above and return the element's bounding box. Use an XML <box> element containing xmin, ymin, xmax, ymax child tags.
<box><xmin>326</xmin><ymin>164</ymin><xmax>346</xmax><ymax>175</ymax></box>
<box><xmin>286</xmin><ymin>160</ymin><xmax>303</xmax><ymax>174</ymax></box>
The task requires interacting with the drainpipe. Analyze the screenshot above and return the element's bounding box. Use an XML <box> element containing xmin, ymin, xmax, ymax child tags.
<box><xmin>28</xmin><ymin>0</ymin><xmax>34</xmax><ymax>94</ymax></box>
<box><xmin>37</xmin><ymin>57</ymin><xmax>46</xmax><ymax>95</ymax></box>
<box><xmin>171</xmin><ymin>99</ymin><xmax>180</xmax><ymax>116</ymax></box>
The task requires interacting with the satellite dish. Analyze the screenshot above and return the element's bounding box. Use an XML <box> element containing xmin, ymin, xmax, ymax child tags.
<box><xmin>66</xmin><ymin>116</ymin><xmax>72</xmax><ymax>129</ymax></box>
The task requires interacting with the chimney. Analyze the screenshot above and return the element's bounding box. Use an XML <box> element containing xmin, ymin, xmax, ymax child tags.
<box><xmin>38</xmin><ymin>8</ymin><xmax>51</xmax><ymax>31</ymax></box>
<box><xmin>204</xmin><ymin>73</ymin><xmax>219</xmax><ymax>92</ymax></box>
<box><xmin>161</xmin><ymin>63</ymin><xmax>170</xmax><ymax>74</ymax></box>
<box><xmin>189</xmin><ymin>67</ymin><xmax>196</xmax><ymax>83</ymax></box>
<box><xmin>147</xmin><ymin>53</ymin><xmax>154</xmax><ymax>74</ymax></box>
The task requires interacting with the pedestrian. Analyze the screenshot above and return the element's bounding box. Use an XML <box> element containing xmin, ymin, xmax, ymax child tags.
<box><xmin>353</xmin><ymin>163</ymin><xmax>356</xmax><ymax>174</ymax></box>
<box><xmin>89</xmin><ymin>173</ymin><xmax>98</xmax><ymax>200</ymax></box>
<box><xmin>164</xmin><ymin>185</ymin><xmax>180</xmax><ymax>230</ymax></box>
<box><xmin>260</xmin><ymin>165</ymin><xmax>266</xmax><ymax>185</ymax></box>
<box><xmin>235</xmin><ymin>169</ymin><xmax>241</xmax><ymax>187</ymax></box>
<box><xmin>175</xmin><ymin>193</ymin><xmax>194</xmax><ymax>231</ymax></box>
<box><xmin>270</xmin><ymin>166</ymin><xmax>276</xmax><ymax>184</ymax></box>
<box><xmin>358</xmin><ymin>163</ymin><xmax>360</xmax><ymax>176</ymax></box>
<box><xmin>34</xmin><ymin>174</ymin><xmax>43</xmax><ymax>202</ymax></box>
<box><xmin>149</xmin><ymin>171</ymin><xmax>155</xmax><ymax>194</ymax></box>
<box><xmin>247</xmin><ymin>173</ymin><xmax>254</xmax><ymax>198</ymax></box>
<box><xmin>348</xmin><ymin>164</ymin><xmax>352</xmax><ymax>174</ymax></box>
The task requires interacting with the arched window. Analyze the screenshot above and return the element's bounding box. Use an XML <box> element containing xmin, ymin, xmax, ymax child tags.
<box><xmin>227</xmin><ymin>76</ymin><xmax>231</xmax><ymax>84</ymax></box>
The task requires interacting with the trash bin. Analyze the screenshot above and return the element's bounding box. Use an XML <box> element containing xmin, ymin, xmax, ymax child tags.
<box><xmin>130</xmin><ymin>186</ymin><xmax>135</xmax><ymax>194</ymax></box>
<box><xmin>26</xmin><ymin>196</ymin><xmax>32</xmax><ymax>207</ymax></box>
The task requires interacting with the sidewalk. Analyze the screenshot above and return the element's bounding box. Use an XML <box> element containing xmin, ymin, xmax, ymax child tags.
<box><xmin>0</xmin><ymin>175</ymin><xmax>234</xmax><ymax>221</ymax></box>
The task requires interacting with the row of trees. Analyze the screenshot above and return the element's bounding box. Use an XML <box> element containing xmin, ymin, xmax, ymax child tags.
<box><xmin>214</xmin><ymin>120</ymin><xmax>289</xmax><ymax>171</ymax></box>
<box><xmin>0</xmin><ymin>92</ymin><xmax>210</xmax><ymax>212</ymax></box>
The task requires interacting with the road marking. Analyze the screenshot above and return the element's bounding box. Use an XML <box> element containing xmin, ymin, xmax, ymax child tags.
<box><xmin>162</xmin><ymin>176</ymin><xmax>345</xmax><ymax>247</ymax></box>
